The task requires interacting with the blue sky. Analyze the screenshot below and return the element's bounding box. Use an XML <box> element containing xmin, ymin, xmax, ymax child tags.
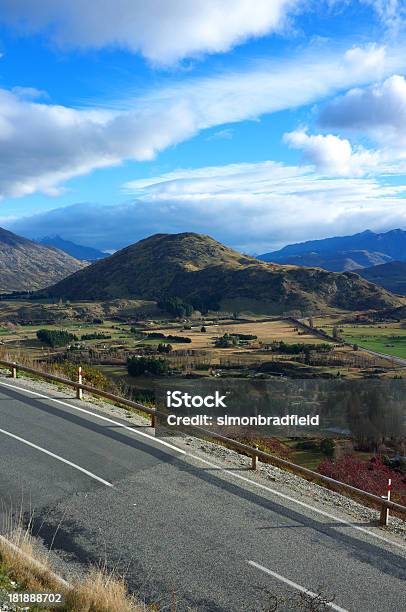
<box><xmin>0</xmin><ymin>0</ymin><xmax>405</xmax><ymax>253</ymax></box>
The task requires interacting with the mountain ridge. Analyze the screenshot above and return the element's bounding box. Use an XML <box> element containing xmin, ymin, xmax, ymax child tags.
<box><xmin>0</xmin><ymin>227</ymin><xmax>85</xmax><ymax>293</ymax></box>
<box><xmin>259</xmin><ymin>229</ymin><xmax>406</xmax><ymax>268</ymax></box>
<box><xmin>358</xmin><ymin>261</ymin><xmax>406</xmax><ymax>296</ymax></box>
<box><xmin>40</xmin><ymin>232</ymin><xmax>400</xmax><ymax>314</ymax></box>
<box><xmin>37</xmin><ymin>235</ymin><xmax>108</xmax><ymax>261</ymax></box>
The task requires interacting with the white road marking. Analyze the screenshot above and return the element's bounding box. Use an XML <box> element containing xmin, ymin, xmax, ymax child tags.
<box><xmin>186</xmin><ymin>453</ymin><xmax>406</xmax><ymax>552</ymax></box>
<box><xmin>0</xmin><ymin>426</ymin><xmax>113</xmax><ymax>488</ymax></box>
<box><xmin>1</xmin><ymin>379</ymin><xmax>405</xmax><ymax>552</ymax></box>
<box><xmin>247</xmin><ymin>560</ymin><xmax>349</xmax><ymax>612</ymax></box>
<box><xmin>0</xmin><ymin>379</ymin><xmax>185</xmax><ymax>455</ymax></box>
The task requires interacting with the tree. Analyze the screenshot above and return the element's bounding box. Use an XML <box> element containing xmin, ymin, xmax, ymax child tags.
<box><xmin>127</xmin><ymin>356</ymin><xmax>169</xmax><ymax>377</ymax></box>
<box><xmin>320</xmin><ymin>438</ymin><xmax>335</xmax><ymax>458</ymax></box>
<box><xmin>36</xmin><ymin>329</ymin><xmax>77</xmax><ymax>348</ymax></box>
<box><xmin>157</xmin><ymin>297</ymin><xmax>193</xmax><ymax>318</ymax></box>
<box><xmin>157</xmin><ymin>343</ymin><xmax>172</xmax><ymax>353</ymax></box>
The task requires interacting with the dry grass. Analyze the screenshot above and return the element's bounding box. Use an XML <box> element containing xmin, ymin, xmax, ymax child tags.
<box><xmin>0</xmin><ymin>523</ymin><xmax>64</xmax><ymax>594</ymax></box>
<box><xmin>66</xmin><ymin>565</ymin><xmax>145</xmax><ymax>612</ymax></box>
<box><xmin>0</xmin><ymin>508</ymin><xmax>148</xmax><ymax>611</ymax></box>
<box><xmin>155</xmin><ymin>319</ymin><xmax>325</xmax><ymax>350</ymax></box>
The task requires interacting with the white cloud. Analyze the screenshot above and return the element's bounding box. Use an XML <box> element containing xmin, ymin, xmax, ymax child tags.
<box><xmin>283</xmin><ymin>129</ymin><xmax>381</xmax><ymax>176</ymax></box>
<box><xmin>206</xmin><ymin>128</ymin><xmax>234</xmax><ymax>141</ymax></box>
<box><xmin>11</xmin><ymin>86</ymin><xmax>49</xmax><ymax>100</ymax></box>
<box><xmin>319</xmin><ymin>74</ymin><xmax>406</xmax><ymax>146</ymax></box>
<box><xmin>360</xmin><ymin>0</ymin><xmax>405</xmax><ymax>31</ymax></box>
<box><xmin>0</xmin><ymin>89</ymin><xmax>198</xmax><ymax>198</ymax></box>
<box><xmin>0</xmin><ymin>43</ymin><xmax>400</xmax><ymax>199</ymax></box>
<box><xmin>10</xmin><ymin>160</ymin><xmax>406</xmax><ymax>253</ymax></box>
<box><xmin>0</xmin><ymin>0</ymin><xmax>300</xmax><ymax>65</ymax></box>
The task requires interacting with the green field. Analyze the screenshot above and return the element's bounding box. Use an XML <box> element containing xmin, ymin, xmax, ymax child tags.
<box><xmin>340</xmin><ymin>325</ymin><xmax>406</xmax><ymax>359</ymax></box>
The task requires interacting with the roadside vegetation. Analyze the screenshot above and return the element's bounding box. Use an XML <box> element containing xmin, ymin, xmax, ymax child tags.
<box><xmin>0</xmin><ymin>539</ymin><xmax>146</xmax><ymax>611</ymax></box>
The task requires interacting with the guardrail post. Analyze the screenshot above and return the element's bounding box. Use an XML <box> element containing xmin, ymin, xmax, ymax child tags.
<box><xmin>11</xmin><ymin>362</ymin><xmax>17</xmax><ymax>379</ymax></box>
<box><xmin>251</xmin><ymin>445</ymin><xmax>258</xmax><ymax>470</ymax></box>
<box><xmin>379</xmin><ymin>478</ymin><xmax>391</xmax><ymax>526</ymax></box>
<box><xmin>76</xmin><ymin>366</ymin><xmax>83</xmax><ymax>400</ymax></box>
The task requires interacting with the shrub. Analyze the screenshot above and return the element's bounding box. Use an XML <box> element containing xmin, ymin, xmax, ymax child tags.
<box><xmin>295</xmin><ymin>439</ymin><xmax>319</xmax><ymax>451</ymax></box>
<box><xmin>319</xmin><ymin>438</ymin><xmax>335</xmax><ymax>458</ymax></box>
<box><xmin>36</xmin><ymin>329</ymin><xmax>77</xmax><ymax>347</ymax></box>
<box><xmin>214</xmin><ymin>333</ymin><xmax>239</xmax><ymax>348</ymax></box>
<box><xmin>270</xmin><ymin>341</ymin><xmax>332</xmax><ymax>354</ymax></box>
<box><xmin>81</xmin><ymin>333</ymin><xmax>111</xmax><ymax>340</ymax></box>
<box><xmin>144</xmin><ymin>332</ymin><xmax>166</xmax><ymax>339</ymax></box>
<box><xmin>318</xmin><ymin>455</ymin><xmax>406</xmax><ymax>504</ymax></box>
<box><xmin>157</xmin><ymin>343</ymin><xmax>172</xmax><ymax>353</ymax></box>
<box><xmin>234</xmin><ymin>333</ymin><xmax>257</xmax><ymax>341</ymax></box>
<box><xmin>166</xmin><ymin>335</ymin><xmax>192</xmax><ymax>343</ymax></box>
<box><xmin>127</xmin><ymin>356</ymin><xmax>169</xmax><ymax>376</ymax></box>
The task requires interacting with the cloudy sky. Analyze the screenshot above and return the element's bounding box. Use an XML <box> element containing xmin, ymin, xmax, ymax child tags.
<box><xmin>0</xmin><ymin>0</ymin><xmax>405</xmax><ymax>253</ymax></box>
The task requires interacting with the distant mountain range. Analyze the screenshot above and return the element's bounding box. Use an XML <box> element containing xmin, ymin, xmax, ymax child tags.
<box><xmin>259</xmin><ymin>229</ymin><xmax>406</xmax><ymax>266</ymax></box>
<box><xmin>258</xmin><ymin>229</ymin><xmax>406</xmax><ymax>295</ymax></box>
<box><xmin>40</xmin><ymin>232</ymin><xmax>400</xmax><ymax>314</ymax></box>
<box><xmin>0</xmin><ymin>227</ymin><xmax>84</xmax><ymax>293</ymax></box>
<box><xmin>37</xmin><ymin>235</ymin><xmax>108</xmax><ymax>261</ymax></box>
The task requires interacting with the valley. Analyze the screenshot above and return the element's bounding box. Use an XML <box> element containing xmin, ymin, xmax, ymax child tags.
<box><xmin>0</xmin><ymin>229</ymin><xmax>405</xmax><ymax>478</ymax></box>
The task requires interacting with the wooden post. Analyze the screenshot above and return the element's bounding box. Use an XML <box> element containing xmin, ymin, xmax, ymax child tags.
<box><xmin>151</xmin><ymin>412</ymin><xmax>156</xmax><ymax>428</ymax></box>
<box><xmin>379</xmin><ymin>478</ymin><xmax>391</xmax><ymax>526</ymax></box>
<box><xmin>251</xmin><ymin>445</ymin><xmax>258</xmax><ymax>470</ymax></box>
<box><xmin>11</xmin><ymin>362</ymin><xmax>17</xmax><ymax>379</ymax></box>
<box><xmin>76</xmin><ymin>366</ymin><xmax>83</xmax><ymax>400</ymax></box>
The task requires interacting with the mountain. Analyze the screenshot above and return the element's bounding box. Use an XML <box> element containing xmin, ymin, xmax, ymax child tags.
<box><xmin>256</xmin><ymin>250</ymin><xmax>392</xmax><ymax>272</ymax></box>
<box><xmin>41</xmin><ymin>233</ymin><xmax>400</xmax><ymax>314</ymax></box>
<box><xmin>0</xmin><ymin>227</ymin><xmax>85</xmax><ymax>293</ymax></box>
<box><xmin>259</xmin><ymin>229</ymin><xmax>406</xmax><ymax>268</ymax></box>
<box><xmin>358</xmin><ymin>261</ymin><xmax>406</xmax><ymax>295</ymax></box>
<box><xmin>37</xmin><ymin>235</ymin><xmax>108</xmax><ymax>261</ymax></box>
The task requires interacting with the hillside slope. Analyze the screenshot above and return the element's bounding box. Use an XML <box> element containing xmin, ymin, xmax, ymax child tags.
<box><xmin>0</xmin><ymin>227</ymin><xmax>85</xmax><ymax>292</ymax></box>
<box><xmin>41</xmin><ymin>233</ymin><xmax>400</xmax><ymax>314</ymax></box>
<box><xmin>358</xmin><ymin>261</ymin><xmax>406</xmax><ymax>295</ymax></box>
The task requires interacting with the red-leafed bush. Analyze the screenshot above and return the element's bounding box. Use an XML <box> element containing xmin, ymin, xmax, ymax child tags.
<box><xmin>318</xmin><ymin>455</ymin><xmax>406</xmax><ymax>505</ymax></box>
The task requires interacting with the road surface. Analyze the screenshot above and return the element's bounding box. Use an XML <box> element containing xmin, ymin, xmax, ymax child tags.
<box><xmin>0</xmin><ymin>377</ymin><xmax>405</xmax><ymax>611</ymax></box>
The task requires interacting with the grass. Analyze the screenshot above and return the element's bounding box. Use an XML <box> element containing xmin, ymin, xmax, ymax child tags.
<box><xmin>0</xmin><ymin>511</ymin><xmax>150</xmax><ymax>611</ymax></box>
<box><xmin>289</xmin><ymin>448</ymin><xmax>325</xmax><ymax>470</ymax></box>
<box><xmin>340</xmin><ymin>325</ymin><xmax>406</xmax><ymax>359</ymax></box>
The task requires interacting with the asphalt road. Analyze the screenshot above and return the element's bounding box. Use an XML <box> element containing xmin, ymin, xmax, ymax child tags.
<box><xmin>0</xmin><ymin>378</ymin><xmax>405</xmax><ymax>611</ymax></box>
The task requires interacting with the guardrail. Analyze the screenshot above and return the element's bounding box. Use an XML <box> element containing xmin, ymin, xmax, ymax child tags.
<box><xmin>0</xmin><ymin>358</ymin><xmax>405</xmax><ymax>525</ymax></box>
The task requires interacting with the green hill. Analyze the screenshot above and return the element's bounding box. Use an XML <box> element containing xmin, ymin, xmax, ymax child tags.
<box><xmin>41</xmin><ymin>233</ymin><xmax>401</xmax><ymax>314</ymax></box>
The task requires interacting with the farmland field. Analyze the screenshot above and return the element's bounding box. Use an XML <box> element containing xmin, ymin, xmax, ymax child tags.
<box><xmin>153</xmin><ymin>319</ymin><xmax>328</xmax><ymax>350</ymax></box>
<box><xmin>341</xmin><ymin>326</ymin><xmax>406</xmax><ymax>359</ymax></box>
<box><xmin>319</xmin><ymin>320</ymin><xmax>406</xmax><ymax>359</ymax></box>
